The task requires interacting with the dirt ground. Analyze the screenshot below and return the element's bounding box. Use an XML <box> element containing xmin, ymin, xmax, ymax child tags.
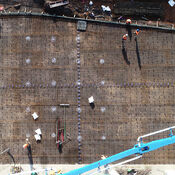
<box><xmin>0</xmin><ymin>0</ymin><xmax>175</xmax><ymax>23</ymax></box>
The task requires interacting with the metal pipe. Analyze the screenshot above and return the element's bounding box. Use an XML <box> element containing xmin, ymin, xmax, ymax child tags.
<box><xmin>0</xmin><ymin>148</ymin><xmax>10</xmax><ymax>155</ymax></box>
<box><xmin>137</xmin><ymin>126</ymin><xmax>175</xmax><ymax>146</ymax></box>
<box><xmin>88</xmin><ymin>155</ymin><xmax>142</xmax><ymax>175</ymax></box>
<box><xmin>60</xmin><ymin>104</ymin><xmax>70</xmax><ymax>141</ymax></box>
<box><xmin>60</xmin><ymin>104</ymin><xmax>70</xmax><ymax>107</ymax></box>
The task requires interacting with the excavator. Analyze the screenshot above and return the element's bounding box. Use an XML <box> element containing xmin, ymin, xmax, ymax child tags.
<box><xmin>9</xmin><ymin>126</ymin><xmax>175</xmax><ymax>175</ymax></box>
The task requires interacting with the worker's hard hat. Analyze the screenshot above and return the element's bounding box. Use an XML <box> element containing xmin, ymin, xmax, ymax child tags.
<box><xmin>136</xmin><ymin>29</ymin><xmax>140</xmax><ymax>32</ymax></box>
<box><xmin>126</xmin><ymin>19</ymin><xmax>131</xmax><ymax>23</ymax></box>
<box><xmin>125</xmin><ymin>34</ymin><xmax>128</xmax><ymax>36</ymax></box>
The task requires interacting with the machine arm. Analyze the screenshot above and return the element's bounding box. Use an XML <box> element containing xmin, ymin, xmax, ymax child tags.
<box><xmin>63</xmin><ymin>126</ymin><xmax>175</xmax><ymax>175</ymax></box>
<box><xmin>63</xmin><ymin>148</ymin><xmax>138</xmax><ymax>175</ymax></box>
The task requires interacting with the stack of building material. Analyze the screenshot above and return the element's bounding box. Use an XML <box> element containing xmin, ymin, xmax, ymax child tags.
<box><xmin>34</xmin><ymin>128</ymin><xmax>42</xmax><ymax>142</ymax></box>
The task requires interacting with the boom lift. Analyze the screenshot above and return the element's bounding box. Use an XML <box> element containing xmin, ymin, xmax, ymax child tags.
<box><xmin>63</xmin><ymin>126</ymin><xmax>175</xmax><ymax>175</ymax></box>
<box><xmin>9</xmin><ymin>126</ymin><xmax>175</xmax><ymax>175</ymax></box>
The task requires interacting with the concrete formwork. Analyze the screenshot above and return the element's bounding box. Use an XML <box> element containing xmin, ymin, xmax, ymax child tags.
<box><xmin>0</xmin><ymin>16</ymin><xmax>175</xmax><ymax>165</ymax></box>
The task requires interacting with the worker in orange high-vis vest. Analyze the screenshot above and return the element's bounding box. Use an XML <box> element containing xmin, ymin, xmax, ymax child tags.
<box><xmin>23</xmin><ymin>143</ymin><xmax>29</xmax><ymax>149</ymax></box>
<box><xmin>126</xmin><ymin>19</ymin><xmax>131</xmax><ymax>24</ymax></box>
<box><xmin>23</xmin><ymin>138</ymin><xmax>30</xmax><ymax>149</ymax></box>
<box><xmin>122</xmin><ymin>34</ymin><xmax>128</xmax><ymax>40</ymax></box>
<box><xmin>134</xmin><ymin>29</ymin><xmax>140</xmax><ymax>35</ymax></box>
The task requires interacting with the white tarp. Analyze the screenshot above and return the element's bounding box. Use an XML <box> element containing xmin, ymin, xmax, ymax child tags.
<box><xmin>34</xmin><ymin>134</ymin><xmax>41</xmax><ymax>141</ymax></box>
<box><xmin>35</xmin><ymin>128</ymin><xmax>42</xmax><ymax>135</ymax></box>
<box><xmin>32</xmin><ymin>112</ymin><xmax>39</xmax><ymax>120</ymax></box>
<box><xmin>168</xmin><ymin>0</ymin><xmax>175</xmax><ymax>7</ymax></box>
<box><xmin>88</xmin><ymin>96</ymin><xmax>94</xmax><ymax>103</ymax></box>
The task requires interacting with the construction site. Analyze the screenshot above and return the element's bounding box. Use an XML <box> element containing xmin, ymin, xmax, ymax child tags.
<box><xmin>0</xmin><ymin>0</ymin><xmax>175</xmax><ymax>175</ymax></box>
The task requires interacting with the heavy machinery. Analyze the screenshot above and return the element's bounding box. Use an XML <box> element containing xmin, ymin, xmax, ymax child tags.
<box><xmin>63</xmin><ymin>126</ymin><xmax>175</xmax><ymax>175</ymax></box>
<box><xmin>9</xmin><ymin>126</ymin><xmax>175</xmax><ymax>175</ymax></box>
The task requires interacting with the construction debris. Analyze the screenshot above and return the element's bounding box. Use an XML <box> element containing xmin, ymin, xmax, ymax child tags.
<box><xmin>14</xmin><ymin>4</ymin><xmax>21</xmax><ymax>10</ymax></box>
<box><xmin>10</xmin><ymin>165</ymin><xmax>23</xmax><ymax>174</ymax></box>
<box><xmin>44</xmin><ymin>0</ymin><xmax>73</xmax><ymax>16</ymax></box>
<box><xmin>45</xmin><ymin>0</ymin><xmax>69</xmax><ymax>9</ymax></box>
<box><xmin>101</xmin><ymin>5</ymin><xmax>111</xmax><ymax>12</ymax></box>
<box><xmin>113</xmin><ymin>1</ymin><xmax>164</xmax><ymax>19</ymax></box>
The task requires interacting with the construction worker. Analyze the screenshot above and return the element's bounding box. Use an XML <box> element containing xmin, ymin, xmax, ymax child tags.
<box><xmin>23</xmin><ymin>138</ymin><xmax>30</xmax><ymax>149</ymax></box>
<box><xmin>126</xmin><ymin>19</ymin><xmax>131</xmax><ymax>24</ymax></box>
<box><xmin>122</xmin><ymin>34</ymin><xmax>128</xmax><ymax>40</ymax></box>
<box><xmin>23</xmin><ymin>143</ymin><xmax>28</xmax><ymax>149</ymax></box>
<box><xmin>23</xmin><ymin>139</ymin><xmax>33</xmax><ymax>170</ymax></box>
<box><xmin>134</xmin><ymin>29</ymin><xmax>140</xmax><ymax>36</ymax></box>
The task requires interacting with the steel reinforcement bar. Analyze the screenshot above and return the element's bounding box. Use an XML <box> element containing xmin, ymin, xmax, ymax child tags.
<box><xmin>0</xmin><ymin>12</ymin><xmax>174</xmax><ymax>32</ymax></box>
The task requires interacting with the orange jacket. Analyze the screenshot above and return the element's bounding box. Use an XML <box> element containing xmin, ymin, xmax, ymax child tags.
<box><xmin>122</xmin><ymin>34</ymin><xmax>128</xmax><ymax>40</ymax></box>
<box><xmin>23</xmin><ymin>143</ymin><xmax>29</xmax><ymax>149</ymax></box>
<box><xmin>135</xmin><ymin>30</ymin><xmax>139</xmax><ymax>35</ymax></box>
<box><xmin>135</xmin><ymin>29</ymin><xmax>140</xmax><ymax>35</ymax></box>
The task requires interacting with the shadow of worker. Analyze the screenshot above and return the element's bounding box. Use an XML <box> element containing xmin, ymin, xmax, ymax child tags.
<box><xmin>122</xmin><ymin>40</ymin><xmax>130</xmax><ymax>65</ymax></box>
<box><xmin>135</xmin><ymin>37</ymin><xmax>141</xmax><ymax>70</ymax></box>
<box><xmin>126</xmin><ymin>23</ymin><xmax>132</xmax><ymax>41</ymax></box>
<box><xmin>90</xmin><ymin>102</ymin><xmax>95</xmax><ymax>109</ymax></box>
<box><xmin>27</xmin><ymin>144</ymin><xmax>33</xmax><ymax>171</ymax></box>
